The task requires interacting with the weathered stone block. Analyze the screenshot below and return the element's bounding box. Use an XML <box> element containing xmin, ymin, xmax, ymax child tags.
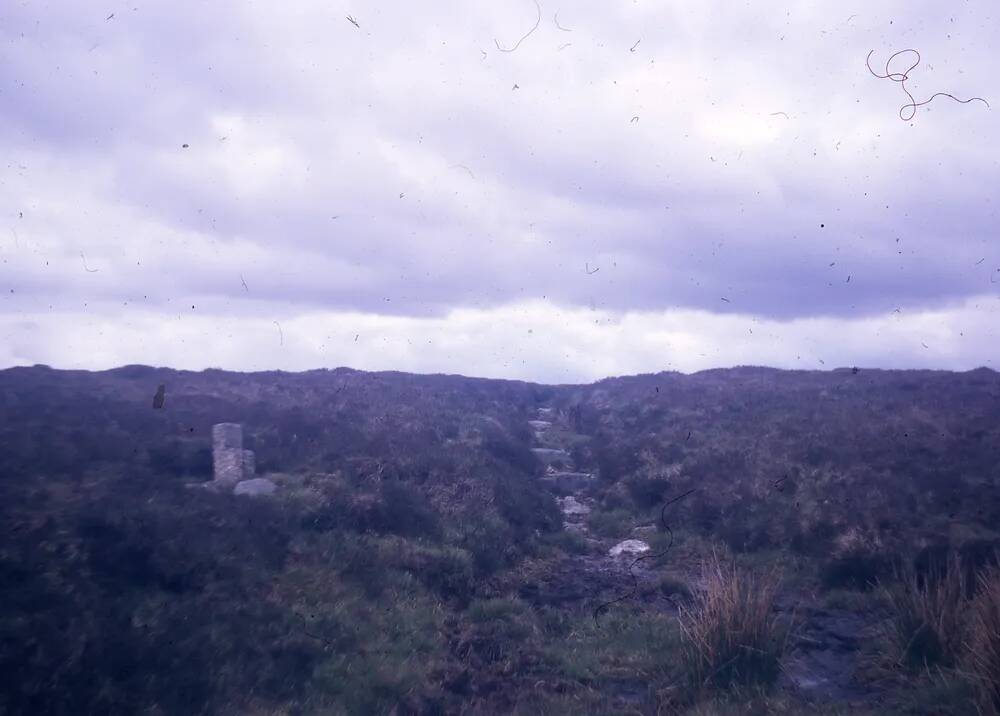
<box><xmin>212</xmin><ymin>423</ymin><xmax>243</xmax><ymax>450</ymax></box>
<box><xmin>214</xmin><ymin>447</ymin><xmax>244</xmax><ymax>484</ymax></box>
<box><xmin>242</xmin><ymin>449</ymin><xmax>255</xmax><ymax>479</ymax></box>
<box><xmin>212</xmin><ymin>423</ymin><xmax>245</xmax><ymax>483</ymax></box>
<box><xmin>234</xmin><ymin>478</ymin><xmax>277</xmax><ymax>497</ymax></box>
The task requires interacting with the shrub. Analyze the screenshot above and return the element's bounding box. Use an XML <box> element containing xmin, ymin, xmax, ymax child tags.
<box><xmin>467</xmin><ymin>597</ymin><xmax>525</xmax><ymax>624</ymax></box>
<box><xmin>678</xmin><ymin>554</ymin><xmax>786</xmax><ymax>691</ymax></box>
<box><xmin>880</xmin><ymin>554</ymin><xmax>967</xmax><ymax>669</ymax></box>
<box><xmin>821</xmin><ymin>548</ymin><xmax>892</xmax><ymax>591</ymax></box>
<box><xmin>311</xmin><ymin>597</ymin><xmax>444</xmax><ymax>714</ymax></box>
<box><xmin>376</xmin><ymin>480</ymin><xmax>442</xmax><ymax>539</ymax></box>
<box><xmin>482</xmin><ymin>432</ymin><xmax>539</xmax><ymax>474</ymax></box>
<box><xmin>391</xmin><ymin>542</ymin><xmax>475</xmax><ymax>603</ymax></box>
<box><xmin>459</xmin><ymin>598</ymin><xmax>537</xmax><ymax>666</ymax></box>
<box><xmin>542</xmin><ymin>529</ymin><xmax>590</xmax><ymax>555</ymax></box>
<box><xmin>958</xmin><ymin>540</ymin><xmax>1000</xmax><ymax>595</ymax></box>
<box><xmin>586</xmin><ymin>508</ymin><xmax>634</xmax><ymax>538</ymax></box>
<box><xmin>592</xmin><ymin>437</ymin><xmax>640</xmax><ymax>483</ymax></box>
<box><xmin>459</xmin><ymin>516</ymin><xmax>513</xmax><ymax>576</ymax></box>
<box><xmin>914</xmin><ymin>541</ymin><xmax>951</xmax><ymax>587</ymax></box>
<box><xmin>657</xmin><ymin>574</ymin><xmax>693</xmax><ymax>602</ymax></box>
<box><xmin>492</xmin><ymin>472</ymin><xmax>561</xmax><ymax>537</ymax></box>
<box><xmin>0</xmin><ymin>480</ymin><xmax>313</xmax><ymax>716</ymax></box>
<box><xmin>307</xmin><ymin>482</ymin><xmax>443</xmax><ymax>540</ymax></box>
<box><xmin>964</xmin><ymin>566</ymin><xmax>1000</xmax><ymax>714</ymax></box>
<box><xmin>624</xmin><ymin>474</ymin><xmax>672</xmax><ymax>508</ymax></box>
<box><xmin>821</xmin><ymin>529</ymin><xmax>893</xmax><ymax>591</ymax></box>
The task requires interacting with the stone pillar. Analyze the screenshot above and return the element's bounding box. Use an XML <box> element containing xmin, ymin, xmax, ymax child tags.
<box><xmin>212</xmin><ymin>423</ymin><xmax>245</xmax><ymax>483</ymax></box>
<box><xmin>242</xmin><ymin>449</ymin><xmax>256</xmax><ymax>480</ymax></box>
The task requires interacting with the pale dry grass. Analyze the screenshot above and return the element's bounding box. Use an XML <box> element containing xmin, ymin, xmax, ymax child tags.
<box><xmin>964</xmin><ymin>566</ymin><xmax>1000</xmax><ymax>715</ymax></box>
<box><xmin>880</xmin><ymin>554</ymin><xmax>967</xmax><ymax>669</ymax></box>
<box><xmin>678</xmin><ymin>553</ymin><xmax>787</xmax><ymax>690</ymax></box>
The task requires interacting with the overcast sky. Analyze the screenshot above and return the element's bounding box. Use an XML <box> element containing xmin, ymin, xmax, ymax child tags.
<box><xmin>1</xmin><ymin>1</ymin><xmax>998</xmax><ymax>383</ymax></box>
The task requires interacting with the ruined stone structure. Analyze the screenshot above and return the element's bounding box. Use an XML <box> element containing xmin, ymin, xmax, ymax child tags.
<box><xmin>212</xmin><ymin>423</ymin><xmax>255</xmax><ymax>483</ymax></box>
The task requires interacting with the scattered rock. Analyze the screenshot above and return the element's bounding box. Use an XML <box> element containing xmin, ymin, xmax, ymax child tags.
<box><xmin>543</xmin><ymin>471</ymin><xmax>595</xmax><ymax>491</ymax></box>
<box><xmin>531</xmin><ymin>447</ymin><xmax>569</xmax><ymax>458</ymax></box>
<box><xmin>632</xmin><ymin>525</ymin><xmax>657</xmax><ymax>537</ymax></box>
<box><xmin>609</xmin><ymin>539</ymin><xmax>651</xmax><ymax>558</ymax></box>
<box><xmin>233</xmin><ymin>478</ymin><xmax>277</xmax><ymax>497</ymax></box>
<box><xmin>558</xmin><ymin>495</ymin><xmax>591</xmax><ymax>516</ymax></box>
<box><xmin>528</xmin><ymin>420</ymin><xmax>552</xmax><ymax>430</ymax></box>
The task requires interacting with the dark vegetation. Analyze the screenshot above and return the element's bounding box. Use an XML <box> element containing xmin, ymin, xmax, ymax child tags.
<box><xmin>1</xmin><ymin>364</ymin><xmax>999</xmax><ymax>714</ymax></box>
<box><xmin>555</xmin><ymin>367</ymin><xmax>1000</xmax><ymax>572</ymax></box>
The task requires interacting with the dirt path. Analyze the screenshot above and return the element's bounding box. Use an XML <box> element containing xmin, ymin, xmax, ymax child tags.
<box><xmin>525</xmin><ymin>405</ymin><xmax>672</xmax><ymax>615</ymax></box>
<box><xmin>776</xmin><ymin>598</ymin><xmax>883</xmax><ymax>705</ymax></box>
<box><xmin>525</xmin><ymin>404</ymin><xmax>885</xmax><ymax>708</ymax></box>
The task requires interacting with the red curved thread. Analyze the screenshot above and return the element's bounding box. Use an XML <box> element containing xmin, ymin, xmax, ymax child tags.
<box><xmin>866</xmin><ymin>49</ymin><xmax>989</xmax><ymax>121</ymax></box>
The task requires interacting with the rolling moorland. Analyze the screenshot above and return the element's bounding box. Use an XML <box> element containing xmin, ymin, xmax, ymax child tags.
<box><xmin>1</xmin><ymin>364</ymin><xmax>999</xmax><ymax>715</ymax></box>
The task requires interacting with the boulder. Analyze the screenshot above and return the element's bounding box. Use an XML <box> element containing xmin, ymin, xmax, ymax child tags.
<box><xmin>558</xmin><ymin>495</ymin><xmax>591</xmax><ymax>516</ymax></box>
<box><xmin>609</xmin><ymin>539</ymin><xmax>651</xmax><ymax>558</ymax></box>
<box><xmin>233</xmin><ymin>477</ymin><xmax>277</xmax><ymax>497</ymax></box>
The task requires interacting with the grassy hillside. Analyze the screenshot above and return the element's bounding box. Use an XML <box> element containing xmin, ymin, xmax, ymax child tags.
<box><xmin>557</xmin><ymin>366</ymin><xmax>1000</xmax><ymax>567</ymax></box>
<box><xmin>1</xmin><ymin>364</ymin><xmax>998</xmax><ymax>715</ymax></box>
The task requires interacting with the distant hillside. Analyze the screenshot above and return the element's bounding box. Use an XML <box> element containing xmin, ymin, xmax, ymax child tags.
<box><xmin>2</xmin><ymin>363</ymin><xmax>999</xmax><ymax>714</ymax></box>
<box><xmin>552</xmin><ymin>365</ymin><xmax>1000</xmax><ymax>560</ymax></box>
<box><xmin>3</xmin><ymin>362</ymin><xmax>998</xmax><ymax>548</ymax></box>
<box><xmin>0</xmin><ymin>363</ymin><xmax>552</xmax><ymax>480</ymax></box>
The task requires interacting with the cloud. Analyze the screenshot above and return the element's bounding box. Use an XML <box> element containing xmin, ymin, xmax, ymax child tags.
<box><xmin>2</xmin><ymin>296</ymin><xmax>998</xmax><ymax>383</ymax></box>
<box><xmin>1</xmin><ymin>0</ymin><xmax>998</xmax><ymax>378</ymax></box>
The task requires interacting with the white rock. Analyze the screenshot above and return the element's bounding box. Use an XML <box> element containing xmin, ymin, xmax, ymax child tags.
<box><xmin>558</xmin><ymin>496</ymin><xmax>591</xmax><ymax>516</ymax></box>
<box><xmin>608</xmin><ymin>539</ymin><xmax>651</xmax><ymax>558</ymax></box>
<box><xmin>531</xmin><ymin>448</ymin><xmax>569</xmax><ymax>457</ymax></box>
<box><xmin>233</xmin><ymin>478</ymin><xmax>278</xmax><ymax>497</ymax></box>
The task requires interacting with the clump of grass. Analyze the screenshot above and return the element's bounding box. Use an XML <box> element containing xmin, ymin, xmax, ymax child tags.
<box><xmin>820</xmin><ymin>527</ymin><xmax>892</xmax><ymax>591</ymax></box>
<box><xmin>540</xmin><ymin>609</ymin><xmax>680</xmax><ymax>684</ymax></box>
<box><xmin>678</xmin><ymin>553</ymin><xmax>786</xmax><ymax>691</ymax></box>
<box><xmin>541</xmin><ymin>528</ymin><xmax>590</xmax><ymax>555</ymax></box>
<box><xmin>467</xmin><ymin>597</ymin><xmax>526</xmax><ymax>624</ymax></box>
<box><xmin>459</xmin><ymin>597</ymin><xmax>539</xmax><ymax>666</ymax></box>
<box><xmin>585</xmin><ymin>508</ymin><xmax>634</xmax><ymax>538</ymax></box>
<box><xmin>964</xmin><ymin>566</ymin><xmax>1000</xmax><ymax>714</ymax></box>
<box><xmin>656</xmin><ymin>574</ymin><xmax>691</xmax><ymax>601</ymax></box>
<box><xmin>880</xmin><ymin>554</ymin><xmax>967</xmax><ymax>669</ymax></box>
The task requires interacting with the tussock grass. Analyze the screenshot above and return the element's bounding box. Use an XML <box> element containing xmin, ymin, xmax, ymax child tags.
<box><xmin>965</xmin><ymin>566</ymin><xmax>1000</xmax><ymax>715</ymax></box>
<box><xmin>880</xmin><ymin>554</ymin><xmax>967</xmax><ymax>669</ymax></box>
<box><xmin>678</xmin><ymin>553</ymin><xmax>787</xmax><ymax>691</ymax></box>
